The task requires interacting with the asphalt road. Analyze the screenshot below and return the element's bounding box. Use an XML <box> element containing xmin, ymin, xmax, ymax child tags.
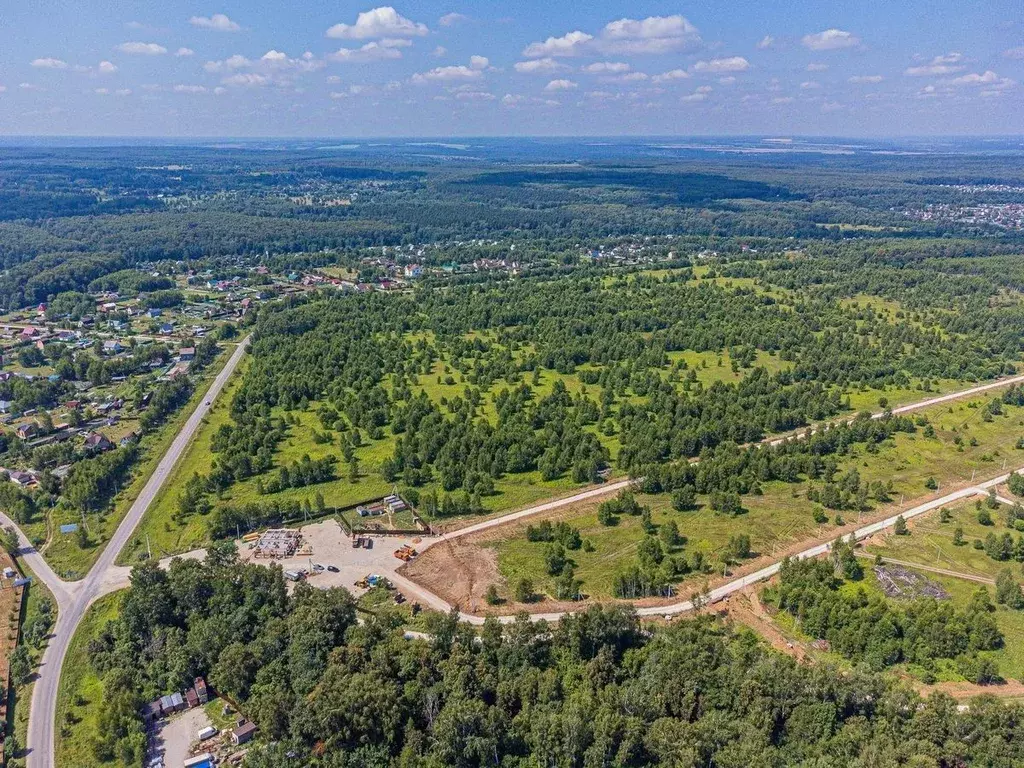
<box><xmin>25</xmin><ymin>337</ymin><xmax>249</xmax><ymax>768</ymax></box>
<box><xmin>9</xmin><ymin>362</ymin><xmax>1024</xmax><ymax>764</ymax></box>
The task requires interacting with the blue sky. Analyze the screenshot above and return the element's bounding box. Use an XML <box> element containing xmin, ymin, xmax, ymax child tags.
<box><xmin>2</xmin><ymin>1</ymin><xmax>1022</xmax><ymax>137</ymax></box>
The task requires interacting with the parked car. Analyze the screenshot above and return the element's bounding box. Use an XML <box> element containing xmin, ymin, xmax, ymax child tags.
<box><xmin>327</xmin><ymin>565</ymin><xmax>339</xmax><ymax>573</ymax></box>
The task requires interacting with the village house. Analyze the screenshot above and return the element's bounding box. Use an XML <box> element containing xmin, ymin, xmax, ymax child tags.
<box><xmin>84</xmin><ymin>432</ymin><xmax>113</xmax><ymax>452</ymax></box>
<box><xmin>15</xmin><ymin>423</ymin><xmax>37</xmax><ymax>440</ymax></box>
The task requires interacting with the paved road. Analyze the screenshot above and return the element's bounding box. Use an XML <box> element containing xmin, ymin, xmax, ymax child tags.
<box><xmin>9</xmin><ymin>363</ymin><xmax>1024</xmax><ymax>763</ymax></box>
<box><xmin>25</xmin><ymin>337</ymin><xmax>249</xmax><ymax>768</ymax></box>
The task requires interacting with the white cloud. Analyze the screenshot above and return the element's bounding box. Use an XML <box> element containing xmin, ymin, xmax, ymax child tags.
<box><xmin>438</xmin><ymin>12</ymin><xmax>467</xmax><ymax>27</ymax></box>
<box><xmin>204</xmin><ymin>54</ymin><xmax>251</xmax><ymax>72</ymax></box>
<box><xmin>523</xmin><ymin>30</ymin><xmax>593</xmax><ymax>58</ymax></box>
<box><xmin>800</xmin><ymin>80</ymin><xmax>820</xmax><ymax>89</ymax></box>
<box><xmin>756</xmin><ymin>35</ymin><xmax>775</xmax><ymax>50</ymax></box>
<box><xmin>947</xmin><ymin>70</ymin><xmax>1014</xmax><ymax>90</ymax></box>
<box><xmin>173</xmin><ymin>84</ymin><xmax>208</xmax><ymax>93</ymax></box>
<box><xmin>652</xmin><ymin>69</ymin><xmax>689</xmax><ymax>83</ymax></box>
<box><xmin>514</xmin><ymin>58</ymin><xmax>564</xmax><ymax>74</ymax></box>
<box><xmin>115</xmin><ymin>88</ymin><xmax>131</xmax><ymax>96</ymax></box>
<box><xmin>328</xmin><ymin>39</ymin><xmax>409</xmax><ymax>63</ymax></box>
<box><xmin>904</xmin><ymin>52</ymin><xmax>964</xmax><ymax>76</ymax></box>
<box><xmin>455</xmin><ymin>90</ymin><xmax>494</xmax><ymax>101</ymax></box>
<box><xmin>718</xmin><ymin>76</ymin><xmax>736</xmax><ymax>85</ymax></box>
<box><xmin>19</xmin><ymin>83</ymin><xmax>41</xmax><ymax>91</ymax></box>
<box><xmin>327</xmin><ymin>7</ymin><xmax>428</xmax><ymax>39</ymax></box>
<box><xmin>412</xmin><ymin>64</ymin><xmax>484</xmax><ymax>83</ymax></box>
<box><xmin>94</xmin><ymin>88</ymin><xmax>110</xmax><ymax>95</ymax></box>
<box><xmin>118</xmin><ymin>42</ymin><xmax>168</xmax><ymax>55</ymax></box>
<box><xmin>544</xmin><ymin>78</ymin><xmax>577</xmax><ymax>91</ymax></box>
<box><xmin>175</xmin><ymin>47</ymin><xmax>195</xmax><ymax>57</ymax></box>
<box><xmin>469</xmin><ymin>55</ymin><xmax>489</xmax><ymax>70</ymax></box>
<box><xmin>806</xmin><ymin>62</ymin><xmax>829</xmax><ymax>72</ymax></box>
<box><xmin>0</xmin><ymin>86</ymin><xmax>7</xmax><ymax>93</ymax></box>
<box><xmin>801</xmin><ymin>29</ymin><xmax>859</xmax><ymax>51</ymax></box>
<box><xmin>681</xmin><ymin>86</ymin><xmax>710</xmax><ymax>102</ymax></box>
<box><xmin>848</xmin><ymin>74</ymin><xmax>883</xmax><ymax>84</ymax></box>
<box><xmin>524</xmin><ymin>15</ymin><xmax>701</xmax><ymax>58</ymax></box>
<box><xmin>1004</xmin><ymin>46</ymin><xmax>1024</xmax><ymax>60</ymax></box>
<box><xmin>432</xmin><ymin>46</ymin><xmax>447</xmax><ymax>57</ymax></box>
<box><xmin>97</xmin><ymin>60</ymin><xmax>117</xmax><ymax>74</ymax></box>
<box><xmin>600</xmin><ymin>14</ymin><xmax>701</xmax><ymax>54</ymax></box>
<box><xmin>31</xmin><ymin>57</ymin><xmax>68</xmax><ymax>69</ymax></box>
<box><xmin>581</xmin><ymin>61</ymin><xmax>630</xmax><ymax>74</ymax></box>
<box><xmin>772</xmin><ymin>95</ymin><xmax>795</xmax><ymax>104</ymax></box>
<box><xmin>610</xmin><ymin>72</ymin><xmax>648</xmax><ymax>82</ymax></box>
<box><xmin>221</xmin><ymin>73</ymin><xmax>270</xmax><ymax>87</ymax></box>
<box><xmin>692</xmin><ymin>56</ymin><xmax>749</xmax><ymax>74</ymax></box>
<box><xmin>189</xmin><ymin>13</ymin><xmax>241</xmax><ymax>32</ymax></box>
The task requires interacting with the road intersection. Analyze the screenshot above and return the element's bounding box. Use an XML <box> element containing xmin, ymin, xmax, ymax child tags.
<box><xmin>4</xmin><ymin>362</ymin><xmax>1023</xmax><ymax>765</ymax></box>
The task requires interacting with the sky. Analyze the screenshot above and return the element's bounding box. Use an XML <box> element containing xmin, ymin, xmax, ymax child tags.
<box><xmin>1</xmin><ymin>1</ymin><xmax>1022</xmax><ymax>137</ymax></box>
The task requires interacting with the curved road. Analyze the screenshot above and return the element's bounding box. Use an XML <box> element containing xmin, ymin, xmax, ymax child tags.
<box><xmin>25</xmin><ymin>337</ymin><xmax>250</xmax><ymax>768</ymax></box>
<box><xmin>6</xmin><ymin>361</ymin><xmax>1021</xmax><ymax>764</ymax></box>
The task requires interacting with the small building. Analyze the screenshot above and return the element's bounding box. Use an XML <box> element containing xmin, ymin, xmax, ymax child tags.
<box><xmin>179</xmin><ymin>347</ymin><xmax>195</xmax><ymax>361</ymax></box>
<box><xmin>159</xmin><ymin>691</ymin><xmax>186</xmax><ymax>714</ymax></box>
<box><xmin>160</xmin><ymin>323</ymin><xmax>174</xmax><ymax>335</ymax></box>
<box><xmin>194</xmin><ymin>677</ymin><xmax>209</xmax><ymax>704</ymax></box>
<box><xmin>143</xmin><ymin>700</ymin><xmax>163</xmax><ymax>723</ymax></box>
<box><xmin>185</xmin><ymin>687</ymin><xmax>200</xmax><ymax>708</ymax></box>
<box><xmin>8</xmin><ymin>470</ymin><xmax>34</xmax><ymax>487</ymax></box>
<box><xmin>15</xmin><ymin>423</ymin><xmax>37</xmax><ymax>440</ymax></box>
<box><xmin>0</xmin><ymin>400</ymin><xmax>12</xmax><ymax>414</ymax></box>
<box><xmin>84</xmin><ymin>432</ymin><xmax>113</xmax><ymax>452</ymax></box>
<box><xmin>146</xmin><ymin>308</ymin><xmax>162</xmax><ymax>318</ymax></box>
<box><xmin>231</xmin><ymin>721</ymin><xmax>257</xmax><ymax>745</ymax></box>
<box><xmin>102</xmin><ymin>340</ymin><xmax>123</xmax><ymax>355</ymax></box>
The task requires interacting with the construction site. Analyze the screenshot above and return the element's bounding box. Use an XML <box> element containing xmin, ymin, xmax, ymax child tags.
<box><xmin>340</xmin><ymin>493</ymin><xmax>431</xmax><ymax>537</ymax></box>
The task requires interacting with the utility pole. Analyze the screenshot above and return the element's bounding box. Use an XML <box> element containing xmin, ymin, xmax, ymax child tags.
<box><xmin>146</xmin><ymin>534</ymin><xmax>152</xmax><ymax>561</ymax></box>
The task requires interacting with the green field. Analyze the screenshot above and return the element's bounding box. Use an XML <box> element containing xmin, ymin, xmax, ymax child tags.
<box><xmin>54</xmin><ymin>592</ymin><xmax>121</xmax><ymax>768</ymax></box>
<box><xmin>866</xmin><ymin>498</ymin><xmax>1020</xmax><ymax>580</ymax></box>
<box><xmin>488</xmin><ymin>394</ymin><xmax>1024</xmax><ymax>601</ymax></box>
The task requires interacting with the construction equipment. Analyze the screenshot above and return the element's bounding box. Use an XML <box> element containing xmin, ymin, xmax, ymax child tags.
<box><xmin>393</xmin><ymin>544</ymin><xmax>418</xmax><ymax>562</ymax></box>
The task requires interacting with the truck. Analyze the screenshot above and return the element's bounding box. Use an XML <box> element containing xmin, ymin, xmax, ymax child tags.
<box><xmin>197</xmin><ymin>725</ymin><xmax>219</xmax><ymax>741</ymax></box>
<box><xmin>283</xmin><ymin>570</ymin><xmax>304</xmax><ymax>582</ymax></box>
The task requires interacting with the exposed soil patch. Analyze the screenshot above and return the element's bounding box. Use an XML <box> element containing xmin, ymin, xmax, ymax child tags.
<box><xmin>403</xmin><ymin>538</ymin><xmax>503</xmax><ymax>612</ymax></box>
<box><xmin>874</xmin><ymin>563</ymin><xmax>950</xmax><ymax>600</ymax></box>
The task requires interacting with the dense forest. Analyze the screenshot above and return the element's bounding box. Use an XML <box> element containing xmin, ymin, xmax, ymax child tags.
<box><xmin>0</xmin><ymin>143</ymin><xmax>1022</xmax><ymax>309</ymax></box>
<box><xmin>79</xmin><ymin>552</ymin><xmax>1024</xmax><ymax>768</ymax></box>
